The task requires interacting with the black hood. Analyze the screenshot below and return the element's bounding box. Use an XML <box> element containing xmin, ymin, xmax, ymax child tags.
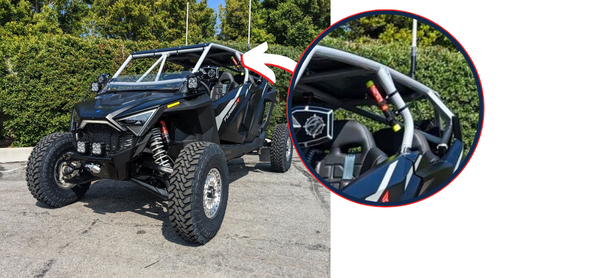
<box><xmin>75</xmin><ymin>91</ymin><xmax>184</xmax><ymax>120</ymax></box>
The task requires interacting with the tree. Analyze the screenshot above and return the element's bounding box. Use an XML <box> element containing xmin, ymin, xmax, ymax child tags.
<box><xmin>218</xmin><ymin>0</ymin><xmax>272</xmax><ymax>44</ymax></box>
<box><xmin>219</xmin><ymin>0</ymin><xmax>330</xmax><ymax>47</ymax></box>
<box><xmin>329</xmin><ymin>14</ymin><xmax>455</xmax><ymax>48</ymax></box>
<box><xmin>261</xmin><ymin>0</ymin><xmax>330</xmax><ymax>46</ymax></box>
<box><xmin>1</xmin><ymin>0</ymin><xmax>91</xmax><ymax>36</ymax></box>
<box><xmin>53</xmin><ymin>0</ymin><xmax>92</xmax><ymax>35</ymax></box>
<box><xmin>90</xmin><ymin>0</ymin><xmax>216</xmax><ymax>42</ymax></box>
<box><xmin>0</xmin><ymin>0</ymin><xmax>34</xmax><ymax>35</ymax></box>
<box><xmin>178</xmin><ymin>0</ymin><xmax>216</xmax><ymax>43</ymax></box>
<box><xmin>31</xmin><ymin>4</ymin><xmax>62</xmax><ymax>34</ymax></box>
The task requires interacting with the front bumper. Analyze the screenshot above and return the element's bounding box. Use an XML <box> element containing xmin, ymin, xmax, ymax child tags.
<box><xmin>66</xmin><ymin>148</ymin><xmax>133</xmax><ymax>181</ymax></box>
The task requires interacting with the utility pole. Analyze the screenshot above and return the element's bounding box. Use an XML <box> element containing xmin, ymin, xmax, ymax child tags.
<box><xmin>186</xmin><ymin>1</ymin><xmax>189</xmax><ymax>46</ymax></box>
<box><xmin>247</xmin><ymin>0</ymin><xmax>252</xmax><ymax>50</ymax></box>
<box><xmin>410</xmin><ymin>19</ymin><xmax>417</xmax><ymax>79</ymax></box>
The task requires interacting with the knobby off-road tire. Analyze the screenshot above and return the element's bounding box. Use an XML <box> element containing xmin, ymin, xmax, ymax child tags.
<box><xmin>270</xmin><ymin>124</ymin><xmax>293</xmax><ymax>172</ymax></box>
<box><xmin>26</xmin><ymin>132</ymin><xmax>90</xmax><ymax>207</ymax></box>
<box><xmin>168</xmin><ymin>142</ymin><xmax>229</xmax><ymax>244</ymax></box>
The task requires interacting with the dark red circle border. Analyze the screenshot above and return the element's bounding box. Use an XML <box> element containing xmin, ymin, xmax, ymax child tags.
<box><xmin>285</xmin><ymin>9</ymin><xmax>485</xmax><ymax>207</ymax></box>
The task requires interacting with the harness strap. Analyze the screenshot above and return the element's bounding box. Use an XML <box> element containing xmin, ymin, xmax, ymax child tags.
<box><xmin>342</xmin><ymin>154</ymin><xmax>355</xmax><ymax>180</ymax></box>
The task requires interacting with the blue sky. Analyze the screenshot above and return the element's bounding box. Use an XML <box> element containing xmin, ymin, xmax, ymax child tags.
<box><xmin>206</xmin><ymin>0</ymin><xmax>225</xmax><ymax>11</ymax></box>
<box><xmin>206</xmin><ymin>0</ymin><xmax>225</xmax><ymax>32</ymax></box>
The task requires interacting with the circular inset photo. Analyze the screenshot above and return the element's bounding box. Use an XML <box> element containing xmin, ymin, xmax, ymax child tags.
<box><xmin>287</xmin><ymin>10</ymin><xmax>484</xmax><ymax>206</ymax></box>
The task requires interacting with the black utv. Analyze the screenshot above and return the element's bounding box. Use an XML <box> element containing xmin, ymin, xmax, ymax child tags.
<box><xmin>26</xmin><ymin>43</ymin><xmax>293</xmax><ymax>244</ymax></box>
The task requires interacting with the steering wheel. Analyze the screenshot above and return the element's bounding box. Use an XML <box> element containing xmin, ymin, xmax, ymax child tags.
<box><xmin>199</xmin><ymin>80</ymin><xmax>211</xmax><ymax>94</ymax></box>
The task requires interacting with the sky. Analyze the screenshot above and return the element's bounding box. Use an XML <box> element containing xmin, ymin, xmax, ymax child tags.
<box><xmin>206</xmin><ymin>0</ymin><xmax>225</xmax><ymax>31</ymax></box>
<box><xmin>206</xmin><ymin>0</ymin><xmax>225</xmax><ymax>10</ymax></box>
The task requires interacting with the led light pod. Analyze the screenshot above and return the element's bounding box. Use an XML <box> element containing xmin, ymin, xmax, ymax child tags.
<box><xmin>97</xmin><ymin>73</ymin><xmax>110</xmax><ymax>84</ymax></box>
<box><xmin>187</xmin><ymin>76</ymin><xmax>198</xmax><ymax>90</ymax></box>
<box><xmin>77</xmin><ymin>141</ymin><xmax>87</xmax><ymax>154</ymax></box>
<box><xmin>91</xmin><ymin>82</ymin><xmax>100</xmax><ymax>92</ymax></box>
<box><xmin>91</xmin><ymin>142</ymin><xmax>104</xmax><ymax>156</ymax></box>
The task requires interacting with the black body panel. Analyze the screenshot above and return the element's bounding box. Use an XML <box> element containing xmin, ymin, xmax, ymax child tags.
<box><xmin>214</xmin><ymin>80</ymin><xmax>273</xmax><ymax>145</ymax></box>
<box><xmin>165</xmin><ymin>93</ymin><xmax>220</xmax><ymax>145</ymax></box>
<box><xmin>70</xmin><ymin>74</ymin><xmax>276</xmax><ymax>182</ymax></box>
<box><xmin>75</xmin><ymin>91</ymin><xmax>184</xmax><ymax>121</ymax></box>
<box><xmin>221</xmin><ymin>131</ymin><xmax>267</xmax><ymax>161</ymax></box>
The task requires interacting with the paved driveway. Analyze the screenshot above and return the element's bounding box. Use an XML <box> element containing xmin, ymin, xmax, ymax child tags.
<box><xmin>0</xmin><ymin>153</ymin><xmax>330</xmax><ymax>277</ymax></box>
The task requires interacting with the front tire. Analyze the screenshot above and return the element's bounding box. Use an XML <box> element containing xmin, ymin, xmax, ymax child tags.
<box><xmin>270</xmin><ymin>124</ymin><xmax>293</xmax><ymax>172</ymax></box>
<box><xmin>26</xmin><ymin>133</ymin><xmax>90</xmax><ymax>207</ymax></box>
<box><xmin>168</xmin><ymin>142</ymin><xmax>229</xmax><ymax>244</ymax></box>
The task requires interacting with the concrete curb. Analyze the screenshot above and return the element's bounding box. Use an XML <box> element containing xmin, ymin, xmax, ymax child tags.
<box><xmin>0</xmin><ymin>147</ymin><xmax>33</xmax><ymax>163</ymax></box>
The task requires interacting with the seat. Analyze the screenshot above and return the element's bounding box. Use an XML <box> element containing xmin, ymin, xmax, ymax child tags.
<box><xmin>373</xmin><ymin>128</ymin><xmax>440</xmax><ymax>164</ymax></box>
<box><xmin>211</xmin><ymin>72</ymin><xmax>239</xmax><ymax>101</ymax></box>
<box><xmin>315</xmin><ymin>120</ymin><xmax>388</xmax><ymax>189</ymax></box>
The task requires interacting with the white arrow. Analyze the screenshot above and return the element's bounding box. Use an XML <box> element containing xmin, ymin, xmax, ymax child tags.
<box><xmin>241</xmin><ymin>42</ymin><xmax>297</xmax><ymax>84</ymax></box>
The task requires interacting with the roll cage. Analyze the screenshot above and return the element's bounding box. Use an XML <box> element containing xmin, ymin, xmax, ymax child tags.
<box><xmin>293</xmin><ymin>45</ymin><xmax>460</xmax><ymax>153</ymax></box>
<box><xmin>107</xmin><ymin>43</ymin><xmax>259</xmax><ymax>90</ymax></box>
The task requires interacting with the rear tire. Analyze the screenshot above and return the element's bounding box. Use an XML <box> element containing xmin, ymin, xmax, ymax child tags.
<box><xmin>26</xmin><ymin>133</ymin><xmax>90</xmax><ymax>207</ymax></box>
<box><xmin>168</xmin><ymin>142</ymin><xmax>229</xmax><ymax>244</ymax></box>
<box><xmin>270</xmin><ymin>124</ymin><xmax>293</xmax><ymax>172</ymax></box>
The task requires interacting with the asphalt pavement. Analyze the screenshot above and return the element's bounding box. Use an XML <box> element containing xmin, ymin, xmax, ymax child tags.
<box><xmin>0</xmin><ymin>153</ymin><xmax>330</xmax><ymax>277</ymax></box>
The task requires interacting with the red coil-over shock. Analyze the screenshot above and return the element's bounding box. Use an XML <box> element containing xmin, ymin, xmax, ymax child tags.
<box><xmin>231</xmin><ymin>56</ymin><xmax>240</xmax><ymax>69</ymax></box>
<box><xmin>159</xmin><ymin>120</ymin><xmax>171</xmax><ymax>145</ymax></box>
<box><xmin>366</xmin><ymin>80</ymin><xmax>401</xmax><ymax>132</ymax></box>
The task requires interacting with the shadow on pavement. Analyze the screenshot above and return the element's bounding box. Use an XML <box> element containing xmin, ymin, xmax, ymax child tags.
<box><xmin>227</xmin><ymin>155</ymin><xmax>272</xmax><ymax>184</ymax></box>
<box><xmin>80</xmin><ymin>179</ymin><xmax>198</xmax><ymax>246</ymax></box>
<box><xmin>75</xmin><ymin>155</ymin><xmax>269</xmax><ymax>246</ymax></box>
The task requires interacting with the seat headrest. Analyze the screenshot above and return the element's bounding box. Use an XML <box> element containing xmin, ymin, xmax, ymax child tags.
<box><xmin>219</xmin><ymin>71</ymin><xmax>235</xmax><ymax>83</ymax></box>
<box><xmin>330</xmin><ymin>120</ymin><xmax>376</xmax><ymax>154</ymax></box>
<box><xmin>217</xmin><ymin>71</ymin><xmax>239</xmax><ymax>90</ymax></box>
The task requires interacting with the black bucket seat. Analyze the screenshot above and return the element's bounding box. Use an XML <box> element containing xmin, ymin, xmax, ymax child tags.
<box><xmin>315</xmin><ymin>120</ymin><xmax>388</xmax><ymax>189</ymax></box>
<box><xmin>211</xmin><ymin>72</ymin><xmax>239</xmax><ymax>101</ymax></box>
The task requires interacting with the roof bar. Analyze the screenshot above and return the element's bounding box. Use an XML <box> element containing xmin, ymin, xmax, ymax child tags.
<box><xmin>136</xmin><ymin>54</ymin><xmax>167</xmax><ymax>83</ymax></box>
<box><xmin>155</xmin><ymin>53</ymin><xmax>169</xmax><ymax>82</ymax></box>
<box><xmin>113</xmin><ymin>55</ymin><xmax>133</xmax><ymax>79</ymax></box>
<box><xmin>192</xmin><ymin>44</ymin><xmax>213</xmax><ymax>73</ymax></box>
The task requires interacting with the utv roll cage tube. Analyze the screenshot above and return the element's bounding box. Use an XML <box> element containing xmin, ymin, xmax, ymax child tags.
<box><xmin>108</xmin><ymin>43</ymin><xmax>255</xmax><ymax>90</ymax></box>
<box><xmin>291</xmin><ymin>46</ymin><xmax>464</xmax><ymax>203</ymax></box>
<box><xmin>294</xmin><ymin>46</ymin><xmax>460</xmax><ymax>152</ymax></box>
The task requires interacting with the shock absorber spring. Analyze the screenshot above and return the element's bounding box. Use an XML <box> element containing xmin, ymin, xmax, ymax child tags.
<box><xmin>149</xmin><ymin>128</ymin><xmax>171</xmax><ymax>168</ymax></box>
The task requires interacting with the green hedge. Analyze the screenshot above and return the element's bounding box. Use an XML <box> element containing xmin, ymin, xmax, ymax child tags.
<box><xmin>0</xmin><ymin>35</ymin><xmax>479</xmax><ymax>155</ymax></box>
<box><xmin>0</xmin><ymin>35</ymin><xmax>300</xmax><ymax>146</ymax></box>
<box><xmin>319</xmin><ymin>37</ymin><xmax>481</xmax><ymax>155</ymax></box>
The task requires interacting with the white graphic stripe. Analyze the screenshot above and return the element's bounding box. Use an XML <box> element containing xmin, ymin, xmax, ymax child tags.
<box><xmin>453</xmin><ymin>149</ymin><xmax>463</xmax><ymax>173</ymax></box>
<box><xmin>215</xmin><ymin>88</ymin><xmax>241</xmax><ymax>130</ymax></box>
<box><xmin>365</xmin><ymin>161</ymin><xmax>398</xmax><ymax>202</ymax></box>
<box><xmin>405</xmin><ymin>155</ymin><xmax>422</xmax><ymax>190</ymax></box>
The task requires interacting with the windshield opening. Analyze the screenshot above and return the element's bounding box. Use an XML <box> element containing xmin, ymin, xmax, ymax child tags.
<box><xmin>102</xmin><ymin>45</ymin><xmax>252</xmax><ymax>93</ymax></box>
<box><xmin>115</xmin><ymin>53</ymin><xmax>200</xmax><ymax>83</ymax></box>
<box><xmin>104</xmin><ymin>52</ymin><xmax>204</xmax><ymax>92</ymax></box>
